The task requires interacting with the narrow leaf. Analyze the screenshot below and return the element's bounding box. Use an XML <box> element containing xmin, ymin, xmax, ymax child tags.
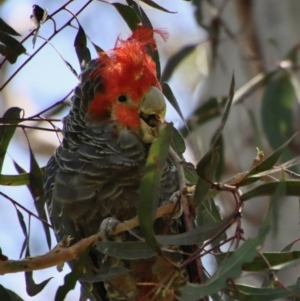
<box><xmin>171</xmin><ymin>126</ymin><xmax>186</xmax><ymax>156</ymax></box>
<box><xmin>141</xmin><ymin>0</ymin><xmax>176</xmax><ymax>13</ymax></box>
<box><xmin>138</xmin><ymin>123</ymin><xmax>173</xmax><ymax>252</ymax></box>
<box><xmin>74</xmin><ymin>25</ymin><xmax>91</xmax><ymax>70</ymax></box>
<box><xmin>211</xmin><ymin>133</ymin><xmax>224</xmax><ymax>181</ymax></box>
<box><xmin>0</xmin><ymin>285</ymin><xmax>25</xmax><ymax>301</ymax></box>
<box><xmin>28</xmin><ymin>147</ymin><xmax>51</xmax><ymax>249</ymax></box>
<box><xmin>225</xmin><ymin>283</ymin><xmax>300</xmax><ymax>301</ymax></box>
<box><xmin>126</xmin><ymin>0</ymin><xmax>162</xmax><ymax>80</ymax></box>
<box><xmin>161</xmin><ymin>44</ymin><xmax>197</xmax><ymax>83</ymax></box>
<box><xmin>25</xmin><ymin>247</ymin><xmax>52</xmax><ymax>296</ymax></box>
<box><xmin>181</xmin><ymin>218</ymin><xmax>270</xmax><ymax>300</ymax></box>
<box><xmin>162</xmin><ymin>82</ymin><xmax>185</xmax><ymax>121</ymax></box>
<box><xmin>80</xmin><ymin>267</ymin><xmax>129</xmax><ymax>282</ymax></box>
<box><xmin>97</xmin><ymin>214</ymin><xmax>234</xmax><ymax>259</ymax></box>
<box><xmin>0</xmin><ymin>107</ymin><xmax>22</xmax><ymax>172</ymax></box>
<box><xmin>97</xmin><ymin>241</ymin><xmax>155</xmax><ymax>259</ymax></box>
<box><xmin>212</xmin><ymin>73</ymin><xmax>235</xmax><ymax>145</ymax></box>
<box><xmin>194</xmin><ymin>147</ymin><xmax>220</xmax><ymax>206</ymax></box>
<box><xmin>261</xmin><ymin>72</ymin><xmax>295</xmax><ymax>160</ymax></box>
<box><xmin>112</xmin><ymin>3</ymin><xmax>141</xmax><ymax>32</ymax></box>
<box><xmin>218</xmin><ymin>250</ymin><xmax>300</xmax><ymax>272</ymax></box>
<box><xmin>0</xmin><ymin>173</ymin><xmax>30</xmax><ymax>186</ymax></box>
<box><xmin>180</xmin><ymin>97</ymin><xmax>227</xmax><ymax>138</ymax></box>
<box><xmin>14</xmin><ymin>208</ymin><xmax>28</xmax><ymax>258</ymax></box>
<box><xmin>91</xmin><ymin>41</ymin><xmax>103</xmax><ymax>53</ymax></box>
<box><xmin>0</xmin><ymin>18</ymin><xmax>21</xmax><ymax>36</ymax></box>
<box><xmin>0</xmin><ymin>33</ymin><xmax>26</xmax><ymax>64</ymax></box>
<box><xmin>55</xmin><ymin>251</ymin><xmax>88</xmax><ymax>301</ymax></box>
<box><xmin>198</xmin><ymin>198</ymin><xmax>226</xmax><ymax>249</ymax></box>
<box><xmin>241</xmin><ymin>181</ymin><xmax>300</xmax><ymax>201</ymax></box>
<box><xmin>241</xmin><ymin>132</ymin><xmax>298</xmax><ymax>185</ymax></box>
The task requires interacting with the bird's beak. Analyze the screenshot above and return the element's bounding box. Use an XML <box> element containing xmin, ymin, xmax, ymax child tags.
<box><xmin>139</xmin><ymin>86</ymin><xmax>166</xmax><ymax>142</ymax></box>
<box><xmin>140</xmin><ymin>86</ymin><xmax>166</xmax><ymax>123</ymax></box>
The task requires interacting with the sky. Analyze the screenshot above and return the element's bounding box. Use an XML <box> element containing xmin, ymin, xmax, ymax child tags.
<box><xmin>0</xmin><ymin>0</ymin><xmax>208</xmax><ymax>300</ymax></box>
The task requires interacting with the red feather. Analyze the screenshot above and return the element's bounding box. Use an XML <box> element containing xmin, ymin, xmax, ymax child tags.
<box><xmin>88</xmin><ymin>27</ymin><xmax>167</xmax><ymax>128</ymax></box>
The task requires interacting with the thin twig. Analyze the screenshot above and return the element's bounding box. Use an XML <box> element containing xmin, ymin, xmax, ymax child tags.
<box><xmin>0</xmin><ymin>191</ymin><xmax>52</xmax><ymax>228</ymax></box>
<box><xmin>28</xmin><ymin>89</ymin><xmax>73</xmax><ymax>119</ymax></box>
<box><xmin>0</xmin><ymin>0</ymin><xmax>74</xmax><ymax>68</ymax></box>
<box><xmin>0</xmin><ymin>1</ymin><xmax>92</xmax><ymax>91</ymax></box>
<box><xmin>0</xmin><ymin>125</ymin><xmax>61</xmax><ymax>132</ymax></box>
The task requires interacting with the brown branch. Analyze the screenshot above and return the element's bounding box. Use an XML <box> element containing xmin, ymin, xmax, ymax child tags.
<box><xmin>0</xmin><ymin>202</ymin><xmax>178</xmax><ymax>275</ymax></box>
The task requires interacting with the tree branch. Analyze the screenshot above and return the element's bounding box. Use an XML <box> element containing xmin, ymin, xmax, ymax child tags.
<box><xmin>0</xmin><ymin>202</ymin><xmax>179</xmax><ymax>275</ymax></box>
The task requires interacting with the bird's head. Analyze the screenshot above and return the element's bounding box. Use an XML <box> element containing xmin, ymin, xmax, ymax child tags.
<box><xmin>88</xmin><ymin>27</ymin><xmax>168</xmax><ymax>142</ymax></box>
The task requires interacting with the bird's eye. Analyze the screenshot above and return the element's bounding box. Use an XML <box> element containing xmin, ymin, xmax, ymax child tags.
<box><xmin>118</xmin><ymin>95</ymin><xmax>127</xmax><ymax>102</ymax></box>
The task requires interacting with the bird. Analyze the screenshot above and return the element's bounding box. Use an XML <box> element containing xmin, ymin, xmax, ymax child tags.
<box><xmin>43</xmin><ymin>27</ymin><xmax>191</xmax><ymax>301</ymax></box>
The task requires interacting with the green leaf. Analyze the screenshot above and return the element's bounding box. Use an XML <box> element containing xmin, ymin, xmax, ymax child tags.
<box><xmin>141</xmin><ymin>0</ymin><xmax>176</xmax><ymax>13</ymax></box>
<box><xmin>211</xmin><ymin>133</ymin><xmax>224</xmax><ymax>181</ymax></box>
<box><xmin>261</xmin><ymin>72</ymin><xmax>295</xmax><ymax>160</ymax></box>
<box><xmin>74</xmin><ymin>25</ymin><xmax>91</xmax><ymax>70</ymax></box>
<box><xmin>25</xmin><ymin>247</ymin><xmax>52</xmax><ymax>296</ymax></box>
<box><xmin>0</xmin><ymin>18</ymin><xmax>21</xmax><ymax>36</ymax></box>
<box><xmin>161</xmin><ymin>44</ymin><xmax>197</xmax><ymax>83</ymax></box>
<box><xmin>156</xmin><ymin>213</ymin><xmax>233</xmax><ymax>246</ymax></box>
<box><xmin>197</xmin><ymin>198</ymin><xmax>226</xmax><ymax>248</ymax></box>
<box><xmin>0</xmin><ymin>33</ymin><xmax>26</xmax><ymax>64</ymax></box>
<box><xmin>247</xmin><ymin>109</ymin><xmax>263</xmax><ymax>150</ymax></box>
<box><xmin>212</xmin><ymin>74</ymin><xmax>235</xmax><ymax>145</ymax></box>
<box><xmin>0</xmin><ymin>285</ymin><xmax>25</xmax><ymax>301</ymax></box>
<box><xmin>97</xmin><ymin>241</ymin><xmax>155</xmax><ymax>259</ymax></box>
<box><xmin>162</xmin><ymin>82</ymin><xmax>185</xmax><ymax>122</ymax></box>
<box><xmin>270</xmin><ymin>171</ymin><xmax>286</xmax><ymax>236</ymax></box>
<box><xmin>224</xmin><ymin>283</ymin><xmax>300</xmax><ymax>301</ymax></box>
<box><xmin>55</xmin><ymin>251</ymin><xmax>89</xmax><ymax>301</ymax></box>
<box><xmin>195</xmin><ymin>75</ymin><xmax>235</xmax><ymax>199</ymax></box>
<box><xmin>240</xmin><ymin>132</ymin><xmax>298</xmax><ymax>186</ymax></box>
<box><xmin>97</xmin><ymin>214</ymin><xmax>234</xmax><ymax>259</ymax></box>
<box><xmin>0</xmin><ymin>107</ymin><xmax>22</xmax><ymax>172</ymax></box>
<box><xmin>113</xmin><ymin>3</ymin><xmax>141</xmax><ymax>32</ymax></box>
<box><xmin>241</xmin><ymin>180</ymin><xmax>300</xmax><ymax>201</ymax></box>
<box><xmin>55</xmin><ymin>271</ymin><xmax>80</xmax><ymax>301</ymax></box>
<box><xmin>218</xmin><ymin>250</ymin><xmax>300</xmax><ymax>272</ymax></box>
<box><xmin>180</xmin><ymin>97</ymin><xmax>227</xmax><ymax>138</ymax></box>
<box><xmin>191</xmin><ymin>0</ymin><xmax>204</xmax><ymax>28</ymax></box>
<box><xmin>14</xmin><ymin>208</ymin><xmax>28</xmax><ymax>258</ymax></box>
<box><xmin>194</xmin><ymin>147</ymin><xmax>220</xmax><ymax>206</ymax></box>
<box><xmin>171</xmin><ymin>126</ymin><xmax>186</xmax><ymax>156</ymax></box>
<box><xmin>91</xmin><ymin>41</ymin><xmax>104</xmax><ymax>53</ymax></box>
<box><xmin>181</xmin><ymin>216</ymin><xmax>270</xmax><ymax>300</ymax></box>
<box><xmin>126</xmin><ymin>0</ymin><xmax>162</xmax><ymax>80</ymax></box>
<box><xmin>183</xmin><ymin>161</ymin><xmax>198</xmax><ymax>184</ymax></box>
<box><xmin>137</xmin><ymin>123</ymin><xmax>173</xmax><ymax>252</ymax></box>
<box><xmin>27</xmin><ymin>147</ymin><xmax>51</xmax><ymax>249</ymax></box>
<box><xmin>80</xmin><ymin>267</ymin><xmax>129</xmax><ymax>282</ymax></box>
<box><xmin>282</xmin><ymin>240</ymin><xmax>299</xmax><ymax>252</ymax></box>
<box><xmin>197</xmin><ymin>198</ymin><xmax>221</xmax><ymax>227</ymax></box>
<box><xmin>0</xmin><ymin>173</ymin><xmax>30</xmax><ymax>186</ymax></box>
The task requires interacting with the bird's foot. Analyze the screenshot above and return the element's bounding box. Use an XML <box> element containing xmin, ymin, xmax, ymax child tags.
<box><xmin>99</xmin><ymin>217</ymin><xmax>124</xmax><ymax>241</ymax></box>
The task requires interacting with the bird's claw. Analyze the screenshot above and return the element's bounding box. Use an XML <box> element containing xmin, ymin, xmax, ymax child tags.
<box><xmin>99</xmin><ymin>217</ymin><xmax>121</xmax><ymax>241</ymax></box>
